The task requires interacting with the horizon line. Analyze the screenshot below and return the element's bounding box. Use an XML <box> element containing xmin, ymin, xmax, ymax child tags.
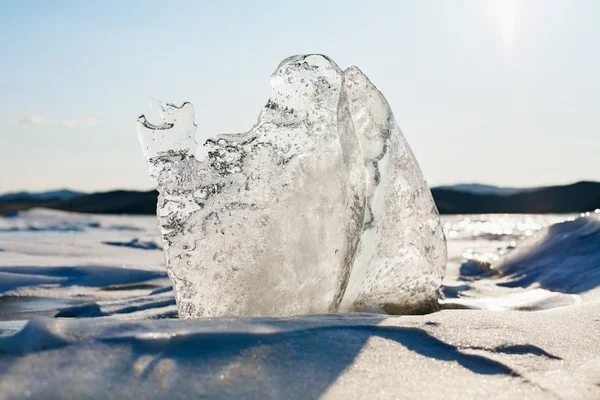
<box><xmin>2</xmin><ymin>179</ymin><xmax>600</xmax><ymax>196</ymax></box>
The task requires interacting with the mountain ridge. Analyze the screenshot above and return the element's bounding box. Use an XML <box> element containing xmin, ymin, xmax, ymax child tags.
<box><xmin>432</xmin><ymin>183</ymin><xmax>544</xmax><ymax>196</ymax></box>
<box><xmin>0</xmin><ymin>189</ymin><xmax>85</xmax><ymax>201</ymax></box>
<box><xmin>1</xmin><ymin>181</ymin><xmax>599</xmax><ymax>215</ymax></box>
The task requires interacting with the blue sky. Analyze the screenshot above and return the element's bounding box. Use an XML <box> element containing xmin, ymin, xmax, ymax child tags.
<box><xmin>1</xmin><ymin>0</ymin><xmax>598</xmax><ymax>192</ymax></box>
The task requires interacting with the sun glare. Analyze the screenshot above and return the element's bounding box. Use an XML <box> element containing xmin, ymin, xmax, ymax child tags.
<box><xmin>489</xmin><ymin>0</ymin><xmax>520</xmax><ymax>49</ymax></box>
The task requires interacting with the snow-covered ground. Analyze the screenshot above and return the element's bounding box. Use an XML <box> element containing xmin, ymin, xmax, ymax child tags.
<box><xmin>0</xmin><ymin>210</ymin><xmax>174</xmax><ymax>326</ymax></box>
<box><xmin>1</xmin><ymin>209</ymin><xmax>599</xmax><ymax>399</ymax></box>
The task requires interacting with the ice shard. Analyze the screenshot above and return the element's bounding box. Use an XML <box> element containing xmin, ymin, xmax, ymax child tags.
<box><xmin>137</xmin><ymin>54</ymin><xmax>446</xmax><ymax>318</ymax></box>
<box><xmin>138</xmin><ymin>55</ymin><xmax>366</xmax><ymax>317</ymax></box>
<box><xmin>339</xmin><ymin>67</ymin><xmax>447</xmax><ymax>314</ymax></box>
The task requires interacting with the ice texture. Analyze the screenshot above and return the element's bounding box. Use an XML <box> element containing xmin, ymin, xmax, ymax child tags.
<box><xmin>340</xmin><ymin>67</ymin><xmax>447</xmax><ymax>314</ymax></box>
<box><xmin>137</xmin><ymin>54</ymin><xmax>446</xmax><ymax>318</ymax></box>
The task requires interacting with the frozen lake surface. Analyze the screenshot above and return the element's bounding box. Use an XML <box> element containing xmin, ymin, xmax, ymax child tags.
<box><xmin>0</xmin><ymin>209</ymin><xmax>599</xmax><ymax>399</ymax></box>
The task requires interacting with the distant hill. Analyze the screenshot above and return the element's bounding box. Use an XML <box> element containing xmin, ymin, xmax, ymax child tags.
<box><xmin>1</xmin><ymin>182</ymin><xmax>599</xmax><ymax>216</ymax></box>
<box><xmin>0</xmin><ymin>190</ymin><xmax>158</xmax><ymax>215</ymax></box>
<box><xmin>433</xmin><ymin>183</ymin><xmax>542</xmax><ymax>196</ymax></box>
<box><xmin>0</xmin><ymin>189</ymin><xmax>85</xmax><ymax>201</ymax></box>
<box><xmin>431</xmin><ymin>181</ymin><xmax>600</xmax><ymax>214</ymax></box>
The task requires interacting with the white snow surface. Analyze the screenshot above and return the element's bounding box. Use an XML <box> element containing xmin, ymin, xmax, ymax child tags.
<box><xmin>1</xmin><ymin>209</ymin><xmax>599</xmax><ymax>399</ymax></box>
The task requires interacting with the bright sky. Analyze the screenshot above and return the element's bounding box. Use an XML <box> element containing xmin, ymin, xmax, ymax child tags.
<box><xmin>1</xmin><ymin>0</ymin><xmax>598</xmax><ymax>192</ymax></box>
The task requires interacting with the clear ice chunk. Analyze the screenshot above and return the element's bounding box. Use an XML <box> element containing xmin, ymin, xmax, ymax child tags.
<box><xmin>137</xmin><ymin>54</ymin><xmax>446</xmax><ymax>318</ymax></box>
<box><xmin>340</xmin><ymin>67</ymin><xmax>447</xmax><ymax>314</ymax></box>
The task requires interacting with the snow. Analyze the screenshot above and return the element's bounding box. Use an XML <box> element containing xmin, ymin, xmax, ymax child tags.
<box><xmin>0</xmin><ymin>209</ymin><xmax>171</xmax><ymax>314</ymax></box>
<box><xmin>1</xmin><ymin>209</ymin><xmax>599</xmax><ymax>398</ymax></box>
<box><xmin>1</xmin><ymin>304</ymin><xmax>599</xmax><ymax>399</ymax></box>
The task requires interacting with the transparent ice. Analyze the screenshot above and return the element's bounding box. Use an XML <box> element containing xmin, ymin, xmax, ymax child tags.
<box><xmin>137</xmin><ymin>54</ymin><xmax>446</xmax><ymax>318</ymax></box>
